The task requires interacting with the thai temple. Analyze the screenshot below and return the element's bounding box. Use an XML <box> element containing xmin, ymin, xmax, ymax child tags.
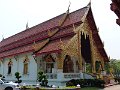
<box><xmin>0</xmin><ymin>3</ymin><xmax>109</xmax><ymax>86</ymax></box>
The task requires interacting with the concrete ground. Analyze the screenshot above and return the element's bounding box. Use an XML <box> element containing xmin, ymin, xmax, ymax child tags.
<box><xmin>101</xmin><ymin>85</ymin><xmax>120</xmax><ymax>90</ymax></box>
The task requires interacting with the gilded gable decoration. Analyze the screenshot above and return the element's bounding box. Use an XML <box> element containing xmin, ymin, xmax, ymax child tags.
<box><xmin>60</xmin><ymin>35</ymin><xmax>78</xmax><ymax>57</ymax></box>
<box><xmin>32</xmin><ymin>39</ymin><xmax>49</xmax><ymax>52</ymax></box>
<box><xmin>44</xmin><ymin>54</ymin><xmax>55</xmax><ymax>62</ymax></box>
<box><xmin>47</xmin><ymin>29</ymin><xmax>58</xmax><ymax>37</ymax></box>
<box><xmin>23</xmin><ymin>55</ymin><xmax>29</xmax><ymax>63</ymax></box>
<box><xmin>58</xmin><ymin>4</ymin><xmax>70</xmax><ymax>26</ymax></box>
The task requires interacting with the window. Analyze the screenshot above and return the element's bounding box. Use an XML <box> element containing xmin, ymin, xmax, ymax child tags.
<box><xmin>8</xmin><ymin>60</ymin><xmax>13</xmax><ymax>75</ymax></box>
<box><xmin>23</xmin><ymin>63</ymin><xmax>28</xmax><ymax>74</ymax></box>
<box><xmin>23</xmin><ymin>55</ymin><xmax>29</xmax><ymax>75</ymax></box>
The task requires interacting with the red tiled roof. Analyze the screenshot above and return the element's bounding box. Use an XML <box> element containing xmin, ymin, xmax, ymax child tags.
<box><xmin>0</xmin><ymin>7</ymin><xmax>88</xmax><ymax>58</ymax></box>
<box><xmin>0</xmin><ymin>37</ymin><xmax>71</xmax><ymax>58</ymax></box>
<box><xmin>0</xmin><ymin>5</ymin><xmax>109</xmax><ymax>62</ymax></box>
<box><xmin>0</xmin><ymin>45</ymin><xmax>33</xmax><ymax>58</ymax></box>
<box><xmin>0</xmin><ymin>7</ymin><xmax>88</xmax><ymax>48</ymax></box>
<box><xmin>36</xmin><ymin>37</ymin><xmax>71</xmax><ymax>55</ymax></box>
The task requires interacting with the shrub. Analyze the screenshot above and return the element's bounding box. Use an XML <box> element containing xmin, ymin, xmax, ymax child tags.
<box><xmin>15</xmin><ymin>72</ymin><xmax>22</xmax><ymax>83</ymax></box>
<box><xmin>37</xmin><ymin>71</ymin><xmax>48</xmax><ymax>87</ymax></box>
<box><xmin>66</xmin><ymin>79</ymin><xmax>105</xmax><ymax>88</ymax></box>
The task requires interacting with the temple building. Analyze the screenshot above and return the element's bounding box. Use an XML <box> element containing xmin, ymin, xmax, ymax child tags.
<box><xmin>0</xmin><ymin>3</ymin><xmax>109</xmax><ymax>86</ymax></box>
<box><xmin>110</xmin><ymin>0</ymin><xmax>120</xmax><ymax>26</ymax></box>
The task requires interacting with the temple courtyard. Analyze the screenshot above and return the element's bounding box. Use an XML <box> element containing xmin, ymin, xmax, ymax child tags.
<box><xmin>80</xmin><ymin>85</ymin><xmax>120</xmax><ymax>90</ymax></box>
<box><xmin>102</xmin><ymin>85</ymin><xmax>120</xmax><ymax>90</ymax></box>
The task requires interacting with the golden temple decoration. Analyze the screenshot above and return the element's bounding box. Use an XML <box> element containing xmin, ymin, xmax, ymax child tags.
<box><xmin>74</xmin><ymin>19</ymin><xmax>90</xmax><ymax>37</ymax></box>
<box><xmin>33</xmin><ymin>39</ymin><xmax>49</xmax><ymax>51</ymax></box>
<box><xmin>33</xmin><ymin>6</ymin><xmax>70</xmax><ymax>54</ymax></box>
<box><xmin>47</xmin><ymin>29</ymin><xmax>58</xmax><ymax>37</ymax></box>
<box><xmin>58</xmin><ymin>4</ymin><xmax>70</xmax><ymax>26</ymax></box>
<box><xmin>23</xmin><ymin>55</ymin><xmax>29</xmax><ymax>63</ymax></box>
<box><xmin>88</xmin><ymin>25</ymin><xmax>96</xmax><ymax>73</ymax></box>
<box><xmin>81</xmin><ymin>5</ymin><xmax>90</xmax><ymax>22</ymax></box>
<box><xmin>57</xmin><ymin>53</ymin><xmax>64</xmax><ymax>69</ymax></box>
<box><xmin>60</xmin><ymin>35</ymin><xmax>78</xmax><ymax>57</ymax></box>
<box><xmin>59</xmin><ymin>17</ymin><xmax>90</xmax><ymax>71</ymax></box>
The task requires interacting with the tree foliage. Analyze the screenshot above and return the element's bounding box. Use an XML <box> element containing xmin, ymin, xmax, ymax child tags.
<box><xmin>105</xmin><ymin>59</ymin><xmax>120</xmax><ymax>77</ymax></box>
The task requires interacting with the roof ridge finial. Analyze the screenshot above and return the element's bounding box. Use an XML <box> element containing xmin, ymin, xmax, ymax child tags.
<box><xmin>67</xmin><ymin>1</ymin><xmax>71</xmax><ymax>13</ymax></box>
<box><xmin>87</xmin><ymin>0</ymin><xmax>91</xmax><ymax>7</ymax></box>
<box><xmin>2</xmin><ymin>35</ymin><xmax>4</xmax><ymax>40</ymax></box>
<box><xmin>26</xmin><ymin>22</ymin><xmax>29</xmax><ymax>29</ymax></box>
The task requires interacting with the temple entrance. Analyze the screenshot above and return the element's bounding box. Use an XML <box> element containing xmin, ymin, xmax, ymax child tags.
<box><xmin>43</xmin><ymin>54</ymin><xmax>55</xmax><ymax>73</ymax></box>
<box><xmin>63</xmin><ymin>55</ymin><xmax>74</xmax><ymax>73</ymax></box>
<box><xmin>81</xmin><ymin>33</ymin><xmax>92</xmax><ymax>73</ymax></box>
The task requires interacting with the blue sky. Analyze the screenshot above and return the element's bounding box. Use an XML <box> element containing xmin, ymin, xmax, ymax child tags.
<box><xmin>0</xmin><ymin>0</ymin><xmax>120</xmax><ymax>59</ymax></box>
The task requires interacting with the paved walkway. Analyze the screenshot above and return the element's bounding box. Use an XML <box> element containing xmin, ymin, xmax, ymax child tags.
<box><xmin>100</xmin><ymin>85</ymin><xmax>120</xmax><ymax>90</ymax></box>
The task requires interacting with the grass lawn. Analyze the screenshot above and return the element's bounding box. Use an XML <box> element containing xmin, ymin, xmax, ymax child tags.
<box><xmin>81</xmin><ymin>87</ymin><xmax>101</xmax><ymax>90</ymax></box>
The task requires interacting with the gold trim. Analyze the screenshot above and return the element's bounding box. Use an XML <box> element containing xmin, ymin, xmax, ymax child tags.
<box><xmin>33</xmin><ymin>39</ymin><xmax>49</xmax><ymax>51</ymax></box>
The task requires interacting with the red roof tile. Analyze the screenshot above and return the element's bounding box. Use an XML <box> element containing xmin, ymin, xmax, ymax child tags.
<box><xmin>36</xmin><ymin>37</ymin><xmax>71</xmax><ymax>55</ymax></box>
<box><xmin>0</xmin><ymin>5</ymin><xmax>109</xmax><ymax>62</ymax></box>
<box><xmin>0</xmin><ymin>7</ymin><xmax>88</xmax><ymax>48</ymax></box>
<box><xmin>0</xmin><ymin>45</ymin><xmax>33</xmax><ymax>58</ymax></box>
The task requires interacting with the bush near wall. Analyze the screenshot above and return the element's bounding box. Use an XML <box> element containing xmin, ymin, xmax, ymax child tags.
<box><xmin>66</xmin><ymin>79</ymin><xmax>105</xmax><ymax>88</ymax></box>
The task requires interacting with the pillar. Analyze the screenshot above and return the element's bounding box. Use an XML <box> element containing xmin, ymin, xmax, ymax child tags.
<box><xmin>57</xmin><ymin>53</ymin><xmax>64</xmax><ymax>73</ymax></box>
<box><xmin>89</xmin><ymin>31</ymin><xmax>96</xmax><ymax>73</ymax></box>
<box><xmin>77</xmin><ymin>31</ymin><xmax>84</xmax><ymax>79</ymax></box>
<box><xmin>77</xmin><ymin>30</ymin><xmax>82</xmax><ymax>72</ymax></box>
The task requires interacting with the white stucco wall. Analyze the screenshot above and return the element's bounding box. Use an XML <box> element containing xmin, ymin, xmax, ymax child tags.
<box><xmin>0</xmin><ymin>52</ymin><xmax>37</xmax><ymax>84</ymax></box>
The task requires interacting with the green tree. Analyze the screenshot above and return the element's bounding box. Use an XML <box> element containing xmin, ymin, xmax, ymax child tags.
<box><xmin>105</xmin><ymin>59</ymin><xmax>120</xmax><ymax>77</ymax></box>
